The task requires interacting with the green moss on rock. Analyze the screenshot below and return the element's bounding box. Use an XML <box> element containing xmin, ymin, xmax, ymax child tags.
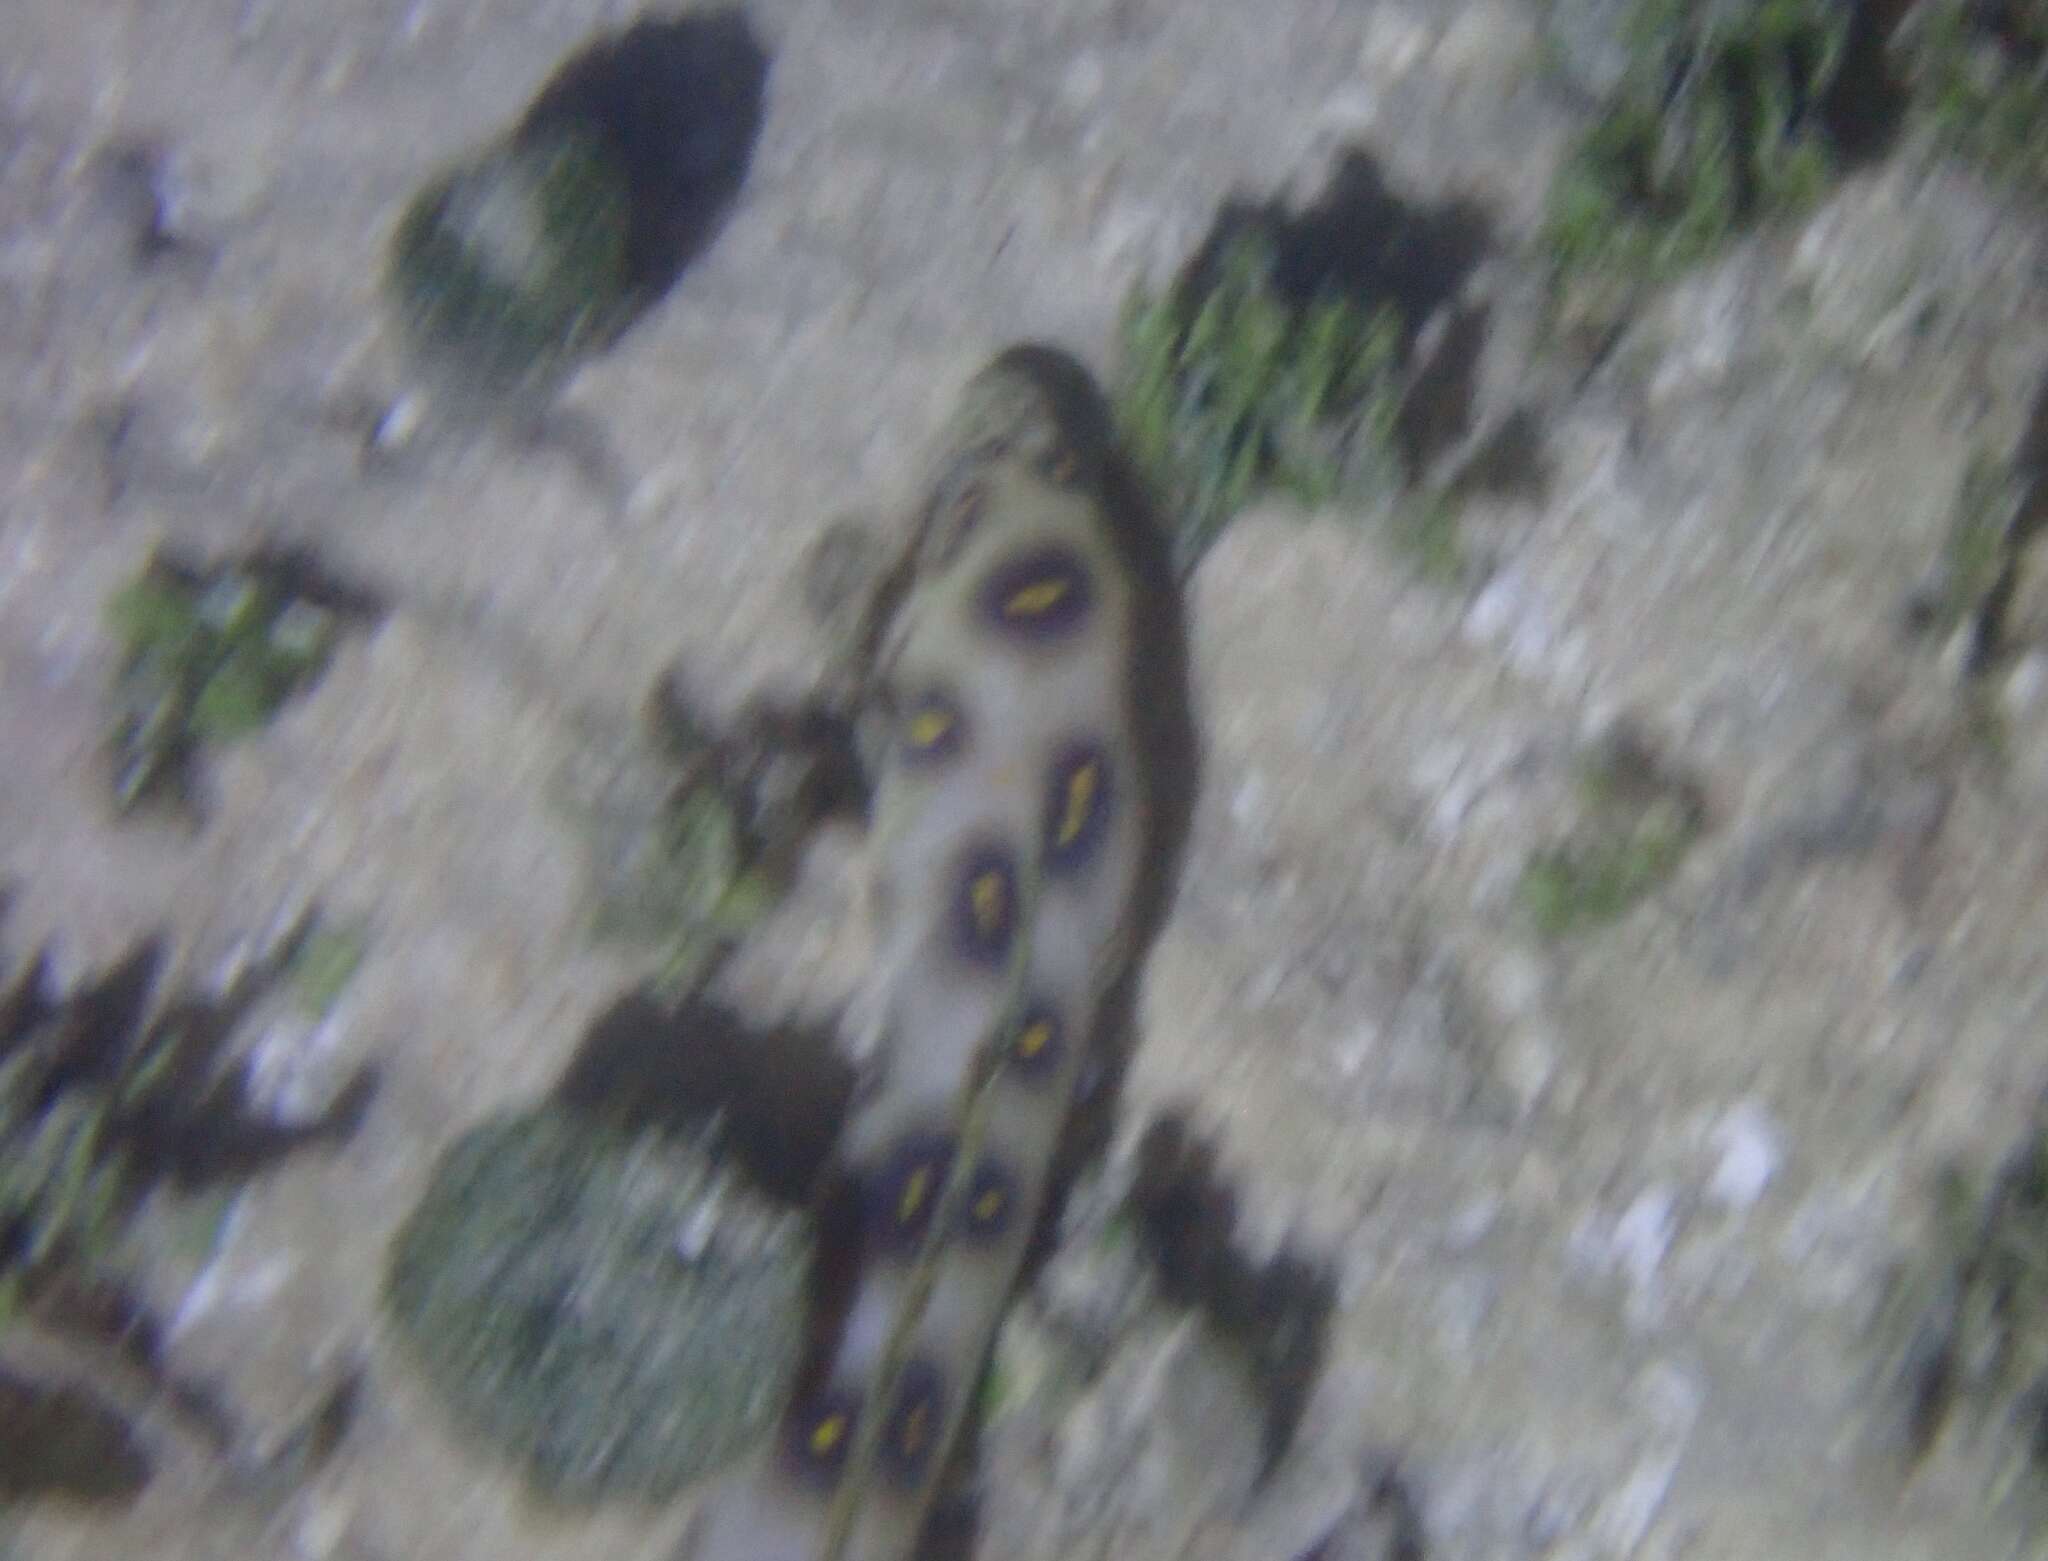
<box><xmin>284</xmin><ymin>921</ymin><xmax>368</xmax><ymax>1020</ymax></box>
<box><xmin>585</xmin><ymin>770</ymin><xmax>775</xmax><ymax>990</ymax></box>
<box><xmin>104</xmin><ymin>547</ymin><xmax>384</xmax><ymax>820</ymax></box>
<box><xmin>1894</xmin><ymin>0</ymin><xmax>2048</xmax><ymax>198</ymax></box>
<box><xmin>376</xmin><ymin>13</ymin><xmax>768</xmax><ymax>441</ymax></box>
<box><xmin>567</xmin><ymin>728</ymin><xmax>781</xmax><ymax>1006</ymax></box>
<box><xmin>383</xmin><ymin>1107</ymin><xmax>808</xmax><ymax>1502</ymax></box>
<box><xmin>1518</xmin><ymin>724</ymin><xmax>1709</xmax><ymax>938</ymax></box>
<box><xmin>1115</xmin><ymin>231</ymin><xmax>1405</xmax><ymax>575</ymax></box>
<box><xmin>0</xmin><ymin>909</ymin><xmax>374</xmax><ymax>1329</ymax></box>
<box><xmin>384</xmin><ymin>126</ymin><xmax>635</xmax><ymax>410</ymax></box>
<box><xmin>1543</xmin><ymin>0</ymin><xmax>1853</xmax><ymax>287</ymax></box>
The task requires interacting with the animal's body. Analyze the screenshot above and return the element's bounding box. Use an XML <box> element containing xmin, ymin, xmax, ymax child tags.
<box><xmin>685</xmin><ymin>344</ymin><xmax>1199</xmax><ymax>1560</ymax></box>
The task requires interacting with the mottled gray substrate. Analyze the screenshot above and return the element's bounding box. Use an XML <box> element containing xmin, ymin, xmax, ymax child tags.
<box><xmin>4</xmin><ymin>0</ymin><xmax>2048</xmax><ymax>1558</ymax></box>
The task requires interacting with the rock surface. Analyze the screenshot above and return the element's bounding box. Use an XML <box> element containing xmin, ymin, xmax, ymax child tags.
<box><xmin>3</xmin><ymin>0</ymin><xmax>2047</xmax><ymax>1558</ymax></box>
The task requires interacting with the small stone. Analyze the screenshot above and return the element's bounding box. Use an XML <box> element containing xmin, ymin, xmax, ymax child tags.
<box><xmin>246</xmin><ymin>1009</ymin><xmax>362</xmax><ymax>1127</ymax></box>
<box><xmin>1939</xmin><ymin>621</ymin><xmax>1977</xmax><ymax>684</ymax></box>
<box><xmin>1430</xmin><ymin>772</ymin><xmax>1479</xmax><ymax>839</ymax></box>
<box><xmin>1496</xmin><ymin>1025</ymin><xmax>1558</xmax><ymax>1116</ymax></box>
<box><xmin>1705</xmin><ymin>1101</ymin><xmax>1782</xmax><ymax>1211</ymax></box>
<box><xmin>1060</xmin><ymin>52</ymin><xmax>1106</xmax><ymax>109</ymax></box>
<box><xmin>1433</xmin><ymin>1273</ymin><xmax>1496</xmax><ymax>1353</ymax></box>
<box><xmin>1479</xmin><ymin>947</ymin><xmax>1549</xmax><ymax>1021</ymax></box>
<box><xmin>1463</xmin><ymin>573</ymin><xmax>1522</xmax><ymax>645</ymax></box>
<box><xmin>1632</xmin><ymin>1361</ymin><xmax>1702</xmax><ymax>1435</ymax></box>
<box><xmin>1592</xmin><ymin>1447</ymin><xmax>1680</xmax><ymax>1552</ymax></box>
<box><xmin>1244</xmin><ymin>962</ymin><xmax>1285</xmax><ymax>1010</ymax></box>
<box><xmin>292</xmin><ymin>1494</ymin><xmax>355</xmax><ymax>1560</ymax></box>
<box><xmin>1611</xmin><ymin>1185</ymin><xmax>1678</xmax><ymax>1292</ymax></box>
<box><xmin>1230</xmin><ymin>772</ymin><xmax>1270</xmax><ymax>828</ymax></box>
<box><xmin>1358</xmin><ymin>9</ymin><xmax>1433</xmax><ymax>79</ymax></box>
<box><xmin>1506</xmin><ymin>607</ymin><xmax>1558</xmax><ymax>677</ymax></box>
<box><xmin>1434</xmin><ymin>2</ymin><xmax>1532</xmax><ymax>79</ymax></box>
<box><xmin>2002</xmin><ymin>651</ymin><xmax>2048</xmax><ymax>716</ymax></box>
<box><xmin>1523</xmin><ymin>1485</ymin><xmax>1584</xmax><ymax>1549</ymax></box>
<box><xmin>675</xmin><ymin>1191</ymin><xmax>722</xmax><ymax>1263</ymax></box>
<box><xmin>369</xmin><ymin>391</ymin><xmax>426</xmax><ymax>453</ymax></box>
<box><xmin>1444</xmin><ymin>1196</ymin><xmax>1502</xmax><ymax>1251</ymax></box>
<box><xmin>1333</xmin><ymin>1022</ymin><xmax>1379</xmax><ymax>1079</ymax></box>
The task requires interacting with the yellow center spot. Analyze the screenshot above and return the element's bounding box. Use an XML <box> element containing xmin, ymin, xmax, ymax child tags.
<box><xmin>810</xmin><ymin>1414</ymin><xmax>847</xmax><ymax>1457</ymax></box>
<box><xmin>1005</xmin><ymin>577</ymin><xmax>1068</xmax><ymax>618</ymax></box>
<box><xmin>1058</xmin><ymin>762</ymin><xmax>1098</xmax><ymax>846</ymax></box>
<box><xmin>907</xmin><ymin>708</ymin><xmax>952</xmax><ymax>749</ymax></box>
<box><xmin>973</xmin><ymin>1188</ymin><xmax>1006</xmax><ymax>1224</ymax></box>
<box><xmin>898</xmin><ymin>1166</ymin><xmax>931</xmax><ymax>1222</ymax></box>
<box><xmin>1016</xmin><ymin>1020</ymin><xmax>1051</xmax><ymax>1058</ymax></box>
<box><xmin>970</xmin><ymin>871</ymin><xmax>1007</xmax><ymax>934</ymax></box>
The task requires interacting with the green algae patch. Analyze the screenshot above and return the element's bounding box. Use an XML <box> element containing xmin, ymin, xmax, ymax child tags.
<box><xmin>567</xmin><ymin>676</ymin><xmax>868</xmax><ymax>1006</ymax></box>
<box><xmin>285</xmin><ymin>921</ymin><xmax>368</xmax><ymax>1020</ymax></box>
<box><xmin>582</xmin><ymin>766</ymin><xmax>778</xmax><ymax>1000</ymax></box>
<box><xmin>1116</xmin><ymin>231</ymin><xmax>1405</xmax><ymax>575</ymax></box>
<box><xmin>104</xmin><ymin>547</ymin><xmax>384</xmax><ymax>820</ymax></box>
<box><xmin>0</xmin><ymin>907</ymin><xmax>374</xmax><ymax>1329</ymax></box>
<box><xmin>1385</xmin><ymin>487</ymin><xmax>1472</xmax><ymax>584</ymax></box>
<box><xmin>1518</xmin><ymin>725</ymin><xmax>1709</xmax><ymax>939</ymax></box>
<box><xmin>1542</xmin><ymin>0</ymin><xmax>1856</xmax><ymax>301</ymax></box>
<box><xmin>0</xmin><ymin>905</ymin><xmax>373</xmax><ymax>1502</ymax></box>
<box><xmin>381</xmin><ymin>13</ymin><xmax>767</xmax><ymax>423</ymax></box>
<box><xmin>386</xmin><ymin>127</ymin><xmax>636</xmax><ymax>410</ymax></box>
<box><xmin>383</xmin><ymin>1108</ymin><xmax>808</xmax><ymax>1502</ymax></box>
<box><xmin>565</xmin><ymin>723</ymin><xmax>785</xmax><ymax>1007</ymax></box>
<box><xmin>1113</xmin><ymin>152</ymin><xmax>1496</xmax><ymax>576</ymax></box>
<box><xmin>1894</xmin><ymin>0</ymin><xmax>2048</xmax><ymax>200</ymax></box>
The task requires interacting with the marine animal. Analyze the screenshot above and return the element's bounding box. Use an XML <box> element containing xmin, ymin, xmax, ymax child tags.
<box><xmin>684</xmin><ymin>344</ymin><xmax>1200</xmax><ymax>1560</ymax></box>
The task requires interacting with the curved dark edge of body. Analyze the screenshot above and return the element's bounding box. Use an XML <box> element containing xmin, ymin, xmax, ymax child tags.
<box><xmin>854</xmin><ymin>343</ymin><xmax>1203</xmax><ymax>1558</ymax></box>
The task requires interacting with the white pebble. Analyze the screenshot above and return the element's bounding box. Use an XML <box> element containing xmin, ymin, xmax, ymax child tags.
<box><xmin>293</xmin><ymin>1496</ymin><xmax>354</xmax><ymax>1560</ymax></box>
<box><xmin>1480</xmin><ymin>948</ymin><xmax>1549</xmax><ymax>1021</ymax></box>
<box><xmin>1496</xmin><ymin>1026</ymin><xmax>1557</xmax><ymax>1114</ymax></box>
<box><xmin>1633</xmin><ymin>1360</ymin><xmax>1703</xmax><ymax>1435</ymax></box>
<box><xmin>1444</xmin><ymin>1196</ymin><xmax>1501</xmax><ymax>1249</ymax></box>
<box><xmin>1229</xmin><ymin>772</ymin><xmax>1269</xmax><ymax>828</ymax></box>
<box><xmin>2003</xmin><ymin>651</ymin><xmax>2048</xmax><ymax>716</ymax></box>
<box><xmin>676</xmin><ymin>1196</ymin><xmax>722</xmax><ymax>1263</ymax></box>
<box><xmin>1359</xmin><ymin>10</ymin><xmax>1433</xmax><ymax>77</ymax></box>
<box><xmin>1706</xmin><ymin>1101</ymin><xmax>1782</xmax><ymax>1211</ymax></box>
<box><xmin>1332</xmin><ymin>1022</ymin><xmax>1378</xmax><ymax>1079</ymax></box>
<box><xmin>1593</xmin><ymin>1448</ymin><xmax>1681</xmax><ymax>1552</ymax></box>
<box><xmin>1611</xmin><ymin>1185</ymin><xmax>1678</xmax><ymax>1291</ymax></box>
<box><xmin>1463</xmin><ymin>573</ymin><xmax>1522</xmax><ymax>645</ymax></box>
<box><xmin>1060</xmin><ymin>52</ymin><xmax>1106</xmax><ymax>108</ymax></box>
